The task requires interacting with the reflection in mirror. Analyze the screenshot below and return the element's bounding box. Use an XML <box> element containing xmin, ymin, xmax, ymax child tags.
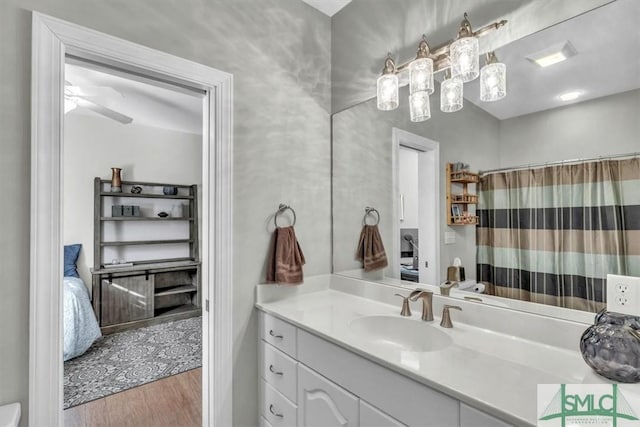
<box><xmin>332</xmin><ymin>0</ymin><xmax>640</xmax><ymax>320</ymax></box>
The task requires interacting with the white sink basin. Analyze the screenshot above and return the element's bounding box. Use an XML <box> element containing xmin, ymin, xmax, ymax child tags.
<box><xmin>349</xmin><ymin>316</ymin><xmax>452</xmax><ymax>352</ymax></box>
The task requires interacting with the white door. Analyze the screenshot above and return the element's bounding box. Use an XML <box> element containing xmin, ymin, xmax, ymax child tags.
<box><xmin>297</xmin><ymin>364</ymin><xmax>359</xmax><ymax>427</ymax></box>
<box><xmin>392</xmin><ymin>128</ymin><xmax>440</xmax><ymax>286</ymax></box>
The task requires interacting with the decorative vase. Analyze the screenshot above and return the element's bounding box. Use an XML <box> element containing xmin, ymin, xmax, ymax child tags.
<box><xmin>580</xmin><ymin>309</ymin><xmax>640</xmax><ymax>383</ymax></box>
<box><xmin>110</xmin><ymin>168</ymin><xmax>122</xmax><ymax>193</ymax></box>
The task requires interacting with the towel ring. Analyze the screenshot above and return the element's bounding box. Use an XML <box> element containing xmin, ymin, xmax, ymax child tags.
<box><xmin>274</xmin><ymin>204</ymin><xmax>296</xmax><ymax>228</ymax></box>
<box><xmin>363</xmin><ymin>206</ymin><xmax>380</xmax><ymax>226</ymax></box>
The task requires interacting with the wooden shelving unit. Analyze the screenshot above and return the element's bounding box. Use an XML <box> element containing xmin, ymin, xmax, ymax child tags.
<box><xmin>91</xmin><ymin>178</ymin><xmax>201</xmax><ymax>334</ymax></box>
<box><xmin>446</xmin><ymin>163</ymin><xmax>479</xmax><ymax>226</ymax></box>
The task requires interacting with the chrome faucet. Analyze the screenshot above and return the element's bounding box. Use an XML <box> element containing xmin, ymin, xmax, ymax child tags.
<box><xmin>439</xmin><ymin>281</ymin><xmax>458</xmax><ymax>296</ymax></box>
<box><xmin>409</xmin><ymin>289</ymin><xmax>433</xmax><ymax>321</ymax></box>
<box><xmin>394</xmin><ymin>293</ymin><xmax>412</xmax><ymax>317</ymax></box>
<box><xmin>440</xmin><ymin>305</ymin><xmax>462</xmax><ymax>328</ymax></box>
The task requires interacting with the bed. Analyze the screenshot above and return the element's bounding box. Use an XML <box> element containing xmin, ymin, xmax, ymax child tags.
<box><xmin>63</xmin><ymin>276</ymin><xmax>101</xmax><ymax>361</ymax></box>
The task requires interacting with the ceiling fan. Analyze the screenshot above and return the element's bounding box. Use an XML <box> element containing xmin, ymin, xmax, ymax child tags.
<box><xmin>64</xmin><ymin>81</ymin><xmax>133</xmax><ymax>125</ymax></box>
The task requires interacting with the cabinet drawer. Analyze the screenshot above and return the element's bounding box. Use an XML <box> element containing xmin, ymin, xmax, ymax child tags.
<box><xmin>261</xmin><ymin>342</ymin><xmax>298</xmax><ymax>403</ymax></box>
<box><xmin>297</xmin><ymin>329</ymin><xmax>459</xmax><ymax>426</ymax></box>
<box><xmin>260</xmin><ymin>312</ymin><xmax>297</xmax><ymax>358</ymax></box>
<box><xmin>261</xmin><ymin>380</ymin><xmax>297</xmax><ymax>427</ymax></box>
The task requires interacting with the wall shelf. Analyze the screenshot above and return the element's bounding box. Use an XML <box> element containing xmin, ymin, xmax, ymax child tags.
<box><xmin>100</xmin><ymin>217</ymin><xmax>195</xmax><ymax>221</ymax></box>
<box><xmin>446</xmin><ymin>163</ymin><xmax>479</xmax><ymax>226</ymax></box>
<box><xmin>100</xmin><ymin>192</ymin><xmax>194</xmax><ymax>200</ymax></box>
<box><xmin>100</xmin><ymin>239</ymin><xmax>194</xmax><ymax>247</ymax></box>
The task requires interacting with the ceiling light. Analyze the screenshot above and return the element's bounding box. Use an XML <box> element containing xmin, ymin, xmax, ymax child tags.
<box><xmin>526</xmin><ymin>41</ymin><xmax>577</xmax><ymax>68</ymax></box>
<box><xmin>375</xmin><ymin>12</ymin><xmax>507</xmax><ymax>119</ymax></box>
<box><xmin>558</xmin><ymin>91</ymin><xmax>582</xmax><ymax>101</ymax></box>
<box><xmin>480</xmin><ymin>51</ymin><xmax>506</xmax><ymax>102</ymax></box>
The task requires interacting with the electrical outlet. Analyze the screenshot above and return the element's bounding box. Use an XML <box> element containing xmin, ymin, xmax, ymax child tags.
<box><xmin>607</xmin><ymin>274</ymin><xmax>640</xmax><ymax>316</ymax></box>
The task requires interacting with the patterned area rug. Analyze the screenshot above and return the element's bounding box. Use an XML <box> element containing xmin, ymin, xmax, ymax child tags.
<box><xmin>64</xmin><ymin>316</ymin><xmax>201</xmax><ymax>409</ymax></box>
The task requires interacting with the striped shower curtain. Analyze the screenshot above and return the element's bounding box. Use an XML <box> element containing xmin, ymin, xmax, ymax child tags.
<box><xmin>476</xmin><ymin>158</ymin><xmax>640</xmax><ymax>312</ymax></box>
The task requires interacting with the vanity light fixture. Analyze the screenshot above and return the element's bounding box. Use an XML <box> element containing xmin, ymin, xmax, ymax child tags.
<box><xmin>480</xmin><ymin>51</ymin><xmax>506</xmax><ymax>102</ymax></box>
<box><xmin>409</xmin><ymin>38</ymin><xmax>434</xmax><ymax>95</ymax></box>
<box><xmin>377</xmin><ymin>55</ymin><xmax>399</xmax><ymax>111</ymax></box>
<box><xmin>440</xmin><ymin>70</ymin><xmax>463</xmax><ymax>113</ymax></box>
<box><xmin>450</xmin><ymin>14</ymin><xmax>479</xmax><ymax>83</ymax></box>
<box><xmin>376</xmin><ymin>12</ymin><xmax>507</xmax><ymax>120</ymax></box>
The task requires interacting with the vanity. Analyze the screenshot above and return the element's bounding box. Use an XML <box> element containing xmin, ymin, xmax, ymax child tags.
<box><xmin>256</xmin><ymin>275</ymin><xmax>609</xmax><ymax>427</ymax></box>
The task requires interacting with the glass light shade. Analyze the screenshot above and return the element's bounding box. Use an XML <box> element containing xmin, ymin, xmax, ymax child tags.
<box><xmin>409</xmin><ymin>57</ymin><xmax>434</xmax><ymax>95</ymax></box>
<box><xmin>409</xmin><ymin>91</ymin><xmax>431</xmax><ymax>122</ymax></box>
<box><xmin>450</xmin><ymin>37</ymin><xmax>479</xmax><ymax>82</ymax></box>
<box><xmin>440</xmin><ymin>77</ymin><xmax>463</xmax><ymax>113</ymax></box>
<box><xmin>480</xmin><ymin>62</ymin><xmax>506</xmax><ymax>102</ymax></box>
<box><xmin>377</xmin><ymin>73</ymin><xmax>399</xmax><ymax>111</ymax></box>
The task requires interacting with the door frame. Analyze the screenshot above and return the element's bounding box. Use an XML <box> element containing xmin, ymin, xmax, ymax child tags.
<box><xmin>391</xmin><ymin>128</ymin><xmax>440</xmax><ymax>285</ymax></box>
<box><xmin>30</xmin><ymin>12</ymin><xmax>233</xmax><ymax>426</ymax></box>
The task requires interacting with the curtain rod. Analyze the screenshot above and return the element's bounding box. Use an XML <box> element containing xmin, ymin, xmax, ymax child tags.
<box><xmin>479</xmin><ymin>152</ymin><xmax>640</xmax><ymax>175</ymax></box>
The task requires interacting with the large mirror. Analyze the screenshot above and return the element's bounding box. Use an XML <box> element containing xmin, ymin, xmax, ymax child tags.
<box><xmin>332</xmin><ymin>0</ymin><xmax>640</xmax><ymax>321</ymax></box>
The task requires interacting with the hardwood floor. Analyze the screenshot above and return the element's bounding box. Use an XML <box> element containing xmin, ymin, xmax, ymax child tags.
<box><xmin>64</xmin><ymin>368</ymin><xmax>201</xmax><ymax>427</ymax></box>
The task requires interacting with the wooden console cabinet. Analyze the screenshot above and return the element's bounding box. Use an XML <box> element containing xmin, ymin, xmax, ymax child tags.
<box><xmin>91</xmin><ymin>178</ymin><xmax>201</xmax><ymax>333</ymax></box>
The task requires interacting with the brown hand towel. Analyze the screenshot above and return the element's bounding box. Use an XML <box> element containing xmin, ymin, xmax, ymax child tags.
<box><xmin>266</xmin><ymin>226</ymin><xmax>306</xmax><ymax>285</ymax></box>
<box><xmin>356</xmin><ymin>224</ymin><xmax>388</xmax><ymax>271</ymax></box>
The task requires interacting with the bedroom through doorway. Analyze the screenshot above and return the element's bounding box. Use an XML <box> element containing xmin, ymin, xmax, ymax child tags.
<box><xmin>61</xmin><ymin>57</ymin><xmax>205</xmax><ymax>424</ymax></box>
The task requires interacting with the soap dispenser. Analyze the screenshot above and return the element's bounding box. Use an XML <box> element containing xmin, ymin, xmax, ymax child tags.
<box><xmin>447</xmin><ymin>257</ymin><xmax>465</xmax><ymax>282</ymax></box>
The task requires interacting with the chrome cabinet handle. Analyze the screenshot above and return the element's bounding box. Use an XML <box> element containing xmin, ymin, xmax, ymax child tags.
<box><xmin>269</xmin><ymin>404</ymin><xmax>284</xmax><ymax>418</ymax></box>
<box><xmin>269</xmin><ymin>364</ymin><xmax>283</xmax><ymax>376</ymax></box>
<box><xmin>269</xmin><ymin>329</ymin><xmax>283</xmax><ymax>339</ymax></box>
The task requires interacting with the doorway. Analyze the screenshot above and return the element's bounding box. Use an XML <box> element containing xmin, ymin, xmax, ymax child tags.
<box><xmin>30</xmin><ymin>13</ymin><xmax>232</xmax><ymax>426</ymax></box>
<box><xmin>61</xmin><ymin>57</ymin><xmax>205</xmax><ymax>419</ymax></box>
<box><xmin>392</xmin><ymin>128</ymin><xmax>440</xmax><ymax>286</ymax></box>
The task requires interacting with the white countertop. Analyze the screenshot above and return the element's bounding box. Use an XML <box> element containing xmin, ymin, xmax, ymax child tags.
<box><xmin>256</xmin><ymin>286</ymin><xmax>610</xmax><ymax>427</ymax></box>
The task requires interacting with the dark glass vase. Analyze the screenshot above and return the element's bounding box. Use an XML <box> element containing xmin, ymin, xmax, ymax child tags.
<box><xmin>580</xmin><ymin>309</ymin><xmax>640</xmax><ymax>383</ymax></box>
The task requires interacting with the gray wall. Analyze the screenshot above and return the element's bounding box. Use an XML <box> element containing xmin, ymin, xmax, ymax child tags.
<box><xmin>331</xmin><ymin>0</ymin><xmax>611</xmax><ymax>113</ymax></box>
<box><xmin>0</xmin><ymin>1</ymin><xmax>330</xmax><ymax>426</ymax></box>
<box><xmin>498</xmin><ymin>89</ymin><xmax>640</xmax><ymax>166</ymax></box>
<box><xmin>332</xmin><ymin>85</ymin><xmax>500</xmax><ymax>281</ymax></box>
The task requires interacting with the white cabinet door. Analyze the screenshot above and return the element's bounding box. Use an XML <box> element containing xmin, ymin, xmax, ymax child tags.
<box><xmin>359</xmin><ymin>400</ymin><xmax>405</xmax><ymax>427</ymax></box>
<box><xmin>298</xmin><ymin>364</ymin><xmax>359</xmax><ymax>427</ymax></box>
<box><xmin>460</xmin><ymin>403</ymin><xmax>513</xmax><ymax>427</ymax></box>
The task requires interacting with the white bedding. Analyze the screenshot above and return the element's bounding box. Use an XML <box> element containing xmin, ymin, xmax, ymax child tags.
<box><xmin>63</xmin><ymin>276</ymin><xmax>101</xmax><ymax>361</ymax></box>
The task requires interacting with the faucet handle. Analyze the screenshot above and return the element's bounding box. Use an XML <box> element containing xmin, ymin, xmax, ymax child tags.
<box><xmin>440</xmin><ymin>305</ymin><xmax>462</xmax><ymax>328</ymax></box>
<box><xmin>394</xmin><ymin>294</ymin><xmax>412</xmax><ymax>317</ymax></box>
